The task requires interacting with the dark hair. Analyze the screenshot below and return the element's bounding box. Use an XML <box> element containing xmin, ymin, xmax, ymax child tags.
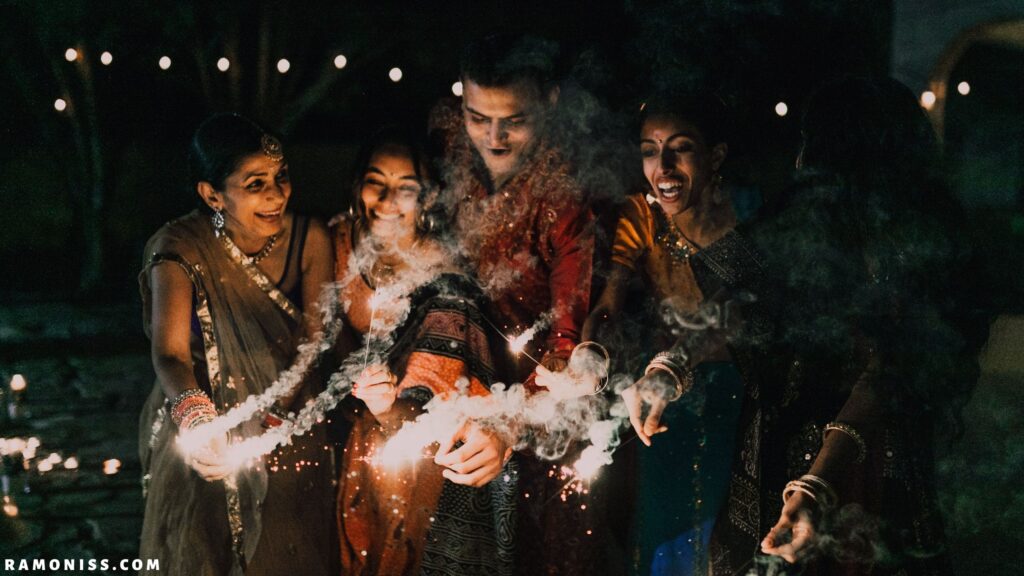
<box><xmin>350</xmin><ymin>124</ymin><xmax>438</xmax><ymax>194</ymax></box>
<box><xmin>459</xmin><ymin>33</ymin><xmax>559</xmax><ymax>93</ymax></box>
<box><xmin>799</xmin><ymin>76</ymin><xmax>938</xmax><ymax>187</ymax></box>
<box><xmin>639</xmin><ymin>90</ymin><xmax>730</xmax><ymax>147</ymax></box>
<box><xmin>189</xmin><ymin>113</ymin><xmax>279</xmax><ymax>191</ymax></box>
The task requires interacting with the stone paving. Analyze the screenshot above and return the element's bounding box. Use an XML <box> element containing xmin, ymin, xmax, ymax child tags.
<box><xmin>0</xmin><ymin>303</ymin><xmax>1022</xmax><ymax>574</ymax></box>
<box><xmin>1</xmin><ymin>303</ymin><xmax>149</xmax><ymax>574</ymax></box>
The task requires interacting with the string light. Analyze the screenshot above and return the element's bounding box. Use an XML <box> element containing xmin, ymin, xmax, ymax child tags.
<box><xmin>774</xmin><ymin>101</ymin><xmax>788</xmax><ymax>117</ymax></box>
<box><xmin>920</xmin><ymin>90</ymin><xmax>936</xmax><ymax>110</ymax></box>
<box><xmin>217</xmin><ymin>57</ymin><xmax>230</xmax><ymax>72</ymax></box>
<box><xmin>158</xmin><ymin>56</ymin><xmax>172</xmax><ymax>70</ymax></box>
<box><xmin>389</xmin><ymin>67</ymin><xmax>403</xmax><ymax>82</ymax></box>
<box><xmin>451</xmin><ymin>81</ymin><xmax>463</xmax><ymax>97</ymax></box>
<box><xmin>103</xmin><ymin>459</ymin><xmax>121</xmax><ymax>475</ymax></box>
<box><xmin>64</xmin><ymin>457</ymin><xmax>79</xmax><ymax>470</ymax></box>
<box><xmin>9</xmin><ymin>375</ymin><xmax>26</xmax><ymax>392</ymax></box>
<box><xmin>277</xmin><ymin>59</ymin><xmax>290</xmax><ymax>74</ymax></box>
<box><xmin>100</xmin><ymin>51</ymin><xmax>113</xmax><ymax>65</ymax></box>
<box><xmin>53</xmin><ymin>99</ymin><xmax>67</xmax><ymax>112</ymax></box>
<box><xmin>957</xmin><ymin>81</ymin><xmax>971</xmax><ymax>96</ymax></box>
<box><xmin>64</xmin><ymin>48</ymin><xmax>78</xmax><ymax>62</ymax></box>
<box><xmin>333</xmin><ymin>54</ymin><xmax>348</xmax><ymax>69</ymax></box>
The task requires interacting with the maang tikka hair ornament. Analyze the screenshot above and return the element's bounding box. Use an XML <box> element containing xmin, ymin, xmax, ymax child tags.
<box><xmin>261</xmin><ymin>134</ymin><xmax>284</xmax><ymax>162</ymax></box>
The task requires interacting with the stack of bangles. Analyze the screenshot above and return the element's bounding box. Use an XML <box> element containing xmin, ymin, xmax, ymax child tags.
<box><xmin>823</xmin><ymin>421</ymin><xmax>867</xmax><ymax>464</ymax></box>
<box><xmin>783</xmin><ymin>474</ymin><xmax>838</xmax><ymax>510</ymax></box>
<box><xmin>170</xmin><ymin>388</ymin><xmax>218</xmax><ymax>431</ymax></box>
<box><xmin>644</xmin><ymin>350</ymin><xmax>694</xmax><ymax>402</ymax></box>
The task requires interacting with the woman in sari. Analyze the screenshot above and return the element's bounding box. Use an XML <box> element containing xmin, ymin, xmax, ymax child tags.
<box><xmin>582</xmin><ymin>92</ymin><xmax>761</xmax><ymax>575</ymax></box>
<box><xmin>137</xmin><ymin>113</ymin><xmax>336</xmax><ymax>576</ymax></box>
<box><xmin>334</xmin><ymin>126</ymin><xmax>515</xmax><ymax>576</ymax></box>
<box><xmin>712</xmin><ymin>76</ymin><xmax>989</xmax><ymax>575</ymax></box>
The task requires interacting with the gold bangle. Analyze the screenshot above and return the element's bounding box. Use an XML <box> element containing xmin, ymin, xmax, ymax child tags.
<box><xmin>824</xmin><ymin>422</ymin><xmax>867</xmax><ymax>464</ymax></box>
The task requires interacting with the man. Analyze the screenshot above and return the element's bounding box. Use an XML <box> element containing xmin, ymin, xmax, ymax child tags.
<box><xmin>431</xmin><ymin>33</ymin><xmax>594</xmax><ymax>384</ymax></box>
<box><xmin>430</xmin><ymin>34</ymin><xmax>607</xmax><ymax>576</ymax></box>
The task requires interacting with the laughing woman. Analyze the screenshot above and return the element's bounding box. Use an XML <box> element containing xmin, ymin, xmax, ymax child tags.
<box><xmin>582</xmin><ymin>93</ymin><xmax>762</xmax><ymax>575</ymax></box>
<box><xmin>138</xmin><ymin>114</ymin><xmax>336</xmax><ymax>576</ymax></box>
<box><xmin>334</xmin><ymin>126</ymin><xmax>515</xmax><ymax>576</ymax></box>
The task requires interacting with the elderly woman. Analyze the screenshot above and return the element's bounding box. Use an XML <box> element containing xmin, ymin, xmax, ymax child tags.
<box><xmin>333</xmin><ymin>126</ymin><xmax>515</xmax><ymax>576</ymax></box>
<box><xmin>138</xmin><ymin>113</ymin><xmax>336</xmax><ymax>575</ymax></box>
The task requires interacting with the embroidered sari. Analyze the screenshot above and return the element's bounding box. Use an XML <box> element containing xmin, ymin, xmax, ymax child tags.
<box><xmin>137</xmin><ymin>211</ymin><xmax>336</xmax><ymax>576</ymax></box>
<box><xmin>334</xmin><ymin>219</ymin><xmax>517</xmax><ymax>576</ymax></box>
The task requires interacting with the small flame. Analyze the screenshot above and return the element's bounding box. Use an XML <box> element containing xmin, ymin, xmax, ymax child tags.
<box><xmin>2</xmin><ymin>495</ymin><xmax>18</xmax><ymax>517</ymax></box>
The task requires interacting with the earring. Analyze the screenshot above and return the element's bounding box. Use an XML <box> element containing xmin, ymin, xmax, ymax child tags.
<box><xmin>212</xmin><ymin>208</ymin><xmax>225</xmax><ymax>231</ymax></box>
<box><xmin>416</xmin><ymin>207</ymin><xmax>445</xmax><ymax>235</ymax></box>
<box><xmin>711</xmin><ymin>173</ymin><xmax>725</xmax><ymax>205</ymax></box>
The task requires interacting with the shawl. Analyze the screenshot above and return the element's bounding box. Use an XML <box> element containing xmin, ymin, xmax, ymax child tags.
<box><xmin>138</xmin><ymin>210</ymin><xmax>304</xmax><ymax>575</ymax></box>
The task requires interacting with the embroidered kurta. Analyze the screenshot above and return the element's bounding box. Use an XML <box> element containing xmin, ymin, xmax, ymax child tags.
<box><xmin>430</xmin><ymin>99</ymin><xmax>594</xmax><ymax>382</ymax></box>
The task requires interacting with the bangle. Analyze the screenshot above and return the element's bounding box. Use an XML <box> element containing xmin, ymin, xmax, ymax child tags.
<box><xmin>824</xmin><ymin>422</ymin><xmax>867</xmax><ymax>464</ymax></box>
<box><xmin>571</xmin><ymin>340</ymin><xmax>611</xmax><ymax>395</ymax></box>
<box><xmin>644</xmin><ymin>351</ymin><xmax>693</xmax><ymax>401</ymax></box>
<box><xmin>783</xmin><ymin>474</ymin><xmax>838</xmax><ymax>509</ymax></box>
<box><xmin>170</xmin><ymin>388</ymin><xmax>217</xmax><ymax>430</ymax></box>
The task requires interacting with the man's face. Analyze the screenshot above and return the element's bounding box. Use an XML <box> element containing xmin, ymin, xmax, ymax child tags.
<box><xmin>461</xmin><ymin>78</ymin><xmax>551</xmax><ymax>187</ymax></box>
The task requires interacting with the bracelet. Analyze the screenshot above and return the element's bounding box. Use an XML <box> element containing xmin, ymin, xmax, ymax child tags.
<box><xmin>170</xmin><ymin>388</ymin><xmax>217</xmax><ymax>430</ymax></box>
<box><xmin>644</xmin><ymin>351</ymin><xmax>693</xmax><ymax>401</ymax></box>
<box><xmin>571</xmin><ymin>340</ymin><xmax>611</xmax><ymax>395</ymax></box>
<box><xmin>783</xmin><ymin>474</ymin><xmax>838</xmax><ymax>509</ymax></box>
<box><xmin>824</xmin><ymin>421</ymin><xmax>867</xmax><ymax>464</ymax></box>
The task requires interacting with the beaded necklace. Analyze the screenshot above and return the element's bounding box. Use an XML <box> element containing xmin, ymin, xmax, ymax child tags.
<box><xmin>651</xmin><ymin>201</ymin><xmax>702</xmax><ymax>264</ymax></box>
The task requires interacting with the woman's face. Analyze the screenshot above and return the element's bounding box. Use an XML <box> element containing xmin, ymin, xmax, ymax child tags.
<box><xmin>640</xmin><ymin>113</ymin><xmax>725</xmax><ymax>216</ymax></box>
<box><xmin>359</xmin><ymin>144</ymin><xmax>424</xmax><ymax>246</ymax></box>
<box><xmin>218</xmin><ymin>153</ymin><xmax>291</xmax><ymax>238</ymax></box>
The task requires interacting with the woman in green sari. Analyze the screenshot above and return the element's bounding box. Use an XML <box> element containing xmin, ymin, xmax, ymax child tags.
<box><xmin>137</xmin><ymin>113</ymin><xmax>336</xmax><ymax>575</ymax></box>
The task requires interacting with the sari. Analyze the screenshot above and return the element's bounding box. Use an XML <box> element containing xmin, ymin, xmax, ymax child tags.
<box><xmin>334</xmin><ymin>219</ymin><xmax>517</xmax><ymax>576</ymax></box>
<box><xmin>137</xmin><ymin>211</ymin><xmax>336</xmax><ymax>576</ymax></box>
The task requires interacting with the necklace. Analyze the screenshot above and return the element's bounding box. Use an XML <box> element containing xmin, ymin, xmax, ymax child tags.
<box><xmin>652</xmin><ymin>202</ymin><xmax>702</xmax><ymax>264</ymax></box>
<box><xmin>246</xmin><ymin>232</ymin><xmax>280</xmax><ymax>264</ymax></box>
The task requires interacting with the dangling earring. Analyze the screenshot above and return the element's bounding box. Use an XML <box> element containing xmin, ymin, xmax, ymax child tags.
<box><xmin>212</xmin><ymin>208</ymin><xmax>225</xmax><ymax>231</ymax></box>
<box><xmin>711</xmin><ymin>173</ymin><xmax>725</xmax><ymax>205</ymax></box>
<box><xmin>416</xmin><ymin>209</ymin><xmax>438</xmax><ymax>235</ymax></box>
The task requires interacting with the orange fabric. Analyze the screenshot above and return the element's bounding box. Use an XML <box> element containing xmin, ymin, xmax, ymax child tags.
<box><xmin>332</xmin><ymin>216</ymin><xmax>494</xmax><ymax>575</ymax></box>
<box><xmin>612</xmin><ymin>193</ymin><xmax>703</xmax><ymax>313</ymax></box>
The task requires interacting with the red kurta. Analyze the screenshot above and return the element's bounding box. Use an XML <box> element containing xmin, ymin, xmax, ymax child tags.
<box><xmin>430</xmin><ymin>99</ymin><xmax>595</xmax><ymax>383</ymax></box>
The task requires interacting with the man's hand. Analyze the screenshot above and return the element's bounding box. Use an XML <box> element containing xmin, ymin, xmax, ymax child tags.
<box><xmin>434</xmin><ymin>420</ymin><xmax>511</xmax><ymax>487</ymax></box>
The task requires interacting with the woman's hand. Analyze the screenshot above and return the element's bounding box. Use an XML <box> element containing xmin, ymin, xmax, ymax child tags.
<box><xmin>351</xmin><ymin>364</ymin><xmax>398</xmax><ymax>416</ymax></box>
<box><xmin>761</xmin><ymin>490</ymin><xmax>818</xmax><ymax>564</ymax></box>
<box><xmin>186</xmin><ymin>433</ymin><xmax>233</xmax><ymax>482</ymax></box>
<box><xmin>621</xmin><ymin>369</ymin><xmax>678</xmax><ymax>446</ymax></box>
<box><xmin>434</xmin><ymin>421</ymin><xmax>511</xmax><ymax>487</ymax></box>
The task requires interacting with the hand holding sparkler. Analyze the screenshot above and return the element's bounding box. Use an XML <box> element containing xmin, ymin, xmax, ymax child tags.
<box><xmin>621</xmin><ymin>374</ymin><xmax>673</xmax><ymax>447</ymax></box>
<box><xmin>434</xmin><ymin>420</ymin><xmax>511</xmax><ymax>488</ymax></box>
<box><xmin>351</xmin><ymin>364</ymin><xmax>398</xmax><ymax>416</ymax></box>
<box><xmin>761</xmin><ymin>490</ymin><xmax>817</xmax><ymax>564</ymax></box>
<box><xmin>184</xmin><ymin>431</ymin><xmax>232</xmax><ymax>481</ymax></box>
<box><xmin>535</xmin><ymin>341</ymin><xmax>610</xmax><ymax>400</ymax></box>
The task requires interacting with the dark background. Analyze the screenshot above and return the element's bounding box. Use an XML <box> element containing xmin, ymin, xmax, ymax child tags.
<box><xmin>1</xmin><ymin>1</ymin><xmax>1023</xmax><ymax>573</ymax></box>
